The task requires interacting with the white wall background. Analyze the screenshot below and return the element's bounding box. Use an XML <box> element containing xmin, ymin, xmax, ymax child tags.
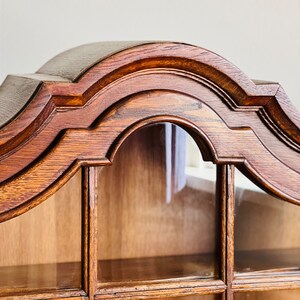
<box><xmin>1</xmin><ymin>0</ymin><xmax>300</xmax><ymax>110</ymax></box>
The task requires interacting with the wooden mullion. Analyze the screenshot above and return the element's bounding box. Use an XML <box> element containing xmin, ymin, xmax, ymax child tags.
<box><xmin>218</xmin><ymin>165</ymin><xmax>235</xmax><ymax>300</ymax></box>
<box><xmin>82</xmin><ymin>166</ymin><xmax>98</xmax><ymax>299</ymax></box>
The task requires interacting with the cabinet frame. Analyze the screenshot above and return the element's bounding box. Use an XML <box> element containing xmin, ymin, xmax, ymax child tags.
<box><xmin>0</xmin><ymin>41</ymin><xmax>299</xmax><ymax>300</ymax></box>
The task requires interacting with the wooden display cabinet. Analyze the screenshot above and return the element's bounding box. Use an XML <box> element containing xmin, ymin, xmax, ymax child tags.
<box><xmin>0</xmin><ymin>42</ymin><xmax>299</xmax><ymax>300</ymax></box>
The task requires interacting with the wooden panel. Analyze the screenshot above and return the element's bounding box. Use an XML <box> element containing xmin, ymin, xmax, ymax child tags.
<box><xmin>97</xmin><ymin>124</ymin><xmax>218</xmax><ymax>283</ymax></box>
<box><xmin>98</xmin><ymin>124</ymin><xmax>217</xmax><ymax>260</ymax></box>
<box><xmin>0</xmin><ymin>42</ymin><xmax>299</xmax><ymax>221</ymax></box>
<box><xmin>0</xmin><ymin>170</ymin><xmax>82</xmax><ymax>292</ymax></box>
<box><xmin>235</xmin><ymin>186</ymin><xmax>300</xmax><ymax>251</ymax></box>
<box><xmin>234</xmin><ymin>171</ymin><xmax>300</xmax><ymax>278</ymax></box>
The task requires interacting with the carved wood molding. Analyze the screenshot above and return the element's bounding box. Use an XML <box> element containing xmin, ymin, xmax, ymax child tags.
<box><xmin>0</xmin><ymin>41</ymin><xmax>299</xmax><ymax>222</ymax></box>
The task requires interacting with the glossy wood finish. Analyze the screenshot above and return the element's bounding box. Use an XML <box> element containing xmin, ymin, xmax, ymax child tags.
<box><xmin>0</xmin><ymin>42</ymin><xmax>299</xmax><ymax>299</ymax></box>
<box><xmin>0</xmin><ymin>42</ymin><xmax>299</xmax><ymax>220</ymax></box>
<box><xmin>82</xmin><ymin>167</ymin><xmax>98</xmax><ymax>299</ymax></box>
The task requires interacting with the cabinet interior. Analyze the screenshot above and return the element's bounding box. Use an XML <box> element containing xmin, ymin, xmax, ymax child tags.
<box><xmin>0</xmin><ymin>122</ymin><xmax>299</xmax><ymax>298</ymax></box>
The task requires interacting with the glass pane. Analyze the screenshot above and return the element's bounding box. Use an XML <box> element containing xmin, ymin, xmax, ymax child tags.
<box><xmin>234</xmin><ymin>169</ymin><xmax>300</xmax><ymax>276</ymax></box>
<box><xmin>98</xmin><ymin>123</ymin><xmax>218</xmax><ymax>284</ymax></box>
<box><xmin>0</xmin><ymin>170</ymin><xmax>82</xmax><ymax>293</ymax></box>
<box><xmin>235</xmin><ymin>290</ymin><xmax>300</xmax><ymax>300</ymax></box>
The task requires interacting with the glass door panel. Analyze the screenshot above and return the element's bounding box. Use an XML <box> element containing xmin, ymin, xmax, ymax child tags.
<box><xmin>98</xmin><ymin>123</ymin><xmax>218</xmax><ymax>284</ymax></box>
<box><xmin>0</xmin><ymin>170</ymin><xmax>82</xmax><ymax>293</ymax></box>
<box><xmin>234</xmin><ymin>169</ymin><xmax>300</xmax><ymax>277</ymax></box>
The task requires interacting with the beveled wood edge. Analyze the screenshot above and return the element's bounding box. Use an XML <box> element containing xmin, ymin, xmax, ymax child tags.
<box><xmin>96</xmin><ymin>279</ymin><xmax>225</xmax><ymax>299</ymax></box>
<box><xmin>0</xmin><ymin>159</ymin><xmax>109</xmax><ymax>223</ymax></box>
<box><xmin>0</xmin><ymin>42</ymin><xmax>298</xmax><ymax>152</ymax></box>
<box><xmin>0</xmin><ymin>92</ymin><xmax>299</xmax><ymax>223</ymax></box>
<box><xmin>232</xmin><ymin>275</ymin><xmax>300</xmax><ymax>292</ymax></box>
<box><xmin>82</xmin><ymin>167</ymin><xmax>98</xmax><ymax>298</ymax></box>
<box><xmin>0</xmin><ymin>288</ymin><xmax>86</xmax><ymax>299</ymax></box>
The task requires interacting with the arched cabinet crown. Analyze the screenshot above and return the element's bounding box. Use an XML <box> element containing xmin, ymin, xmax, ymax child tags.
<box><xmin>0</xmin><ymin>41</ymin><xmax>299</xmax><ymax>222</ymax></box>
<box><xmin>0</xmin><ymin>41</ymin><xmax>300</xmax><ymax>300</ymax></box>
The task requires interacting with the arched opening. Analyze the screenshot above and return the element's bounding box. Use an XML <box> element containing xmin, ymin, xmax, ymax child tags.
<box><xmin>97</xmin><ymin>122</ymin><xmax>219</xmax><ymax>284</ymax></box>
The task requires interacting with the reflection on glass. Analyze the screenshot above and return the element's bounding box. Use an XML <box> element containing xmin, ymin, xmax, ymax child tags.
<box><xmin>98</xmin><ymin>123</ymin><xmax>218</xmax><ymax>284</ymax></box>
<box><xmin>0</xmin><ymin>170</ymin><xmax>82</xmax><ymax>293</ymax></box>
<box><xmin>234</xmin><ymin>169</ymin><xmax>300</xmax><ymax>276</ymax></box>
<box><xmin>235</xmin><ymin>290</ymin><xmax>300</xmax><ymax>300</ymax></box>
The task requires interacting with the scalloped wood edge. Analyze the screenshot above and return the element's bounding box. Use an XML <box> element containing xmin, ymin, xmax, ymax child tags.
<box><xmin>0</xmin><ymin>41</ymin><xmax>299</xmax><ymax>222</ymax></box>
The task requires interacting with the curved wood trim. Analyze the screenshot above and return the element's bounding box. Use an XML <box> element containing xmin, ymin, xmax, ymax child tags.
<box><xmin>0</xmin><ymin>42</ymin><xmax>299</xmax><ymax>222</ymax></box>
<box><xmin>0</xmin><ymin>70</ymin><xmax>299</xmax><ymax>184</ymax></box>
<box><xmin>0</xmin><ymin>42</ymin><xmax>299</xmax><ymax>154</ymax></box>
<box><xmin>0</xmin><ymin>91</ymin><xmax>299</xmax><ymax>222</ymax></box>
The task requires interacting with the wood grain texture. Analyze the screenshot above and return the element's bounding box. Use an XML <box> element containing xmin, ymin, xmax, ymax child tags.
<box><xmin>82</xmin><ymin>167</ymin><xmax>98</xmax><ymax>298</ymax></box>
<box><xmin>0</xmin><ymin>41</ymin><xmax>299</xmax><ymax>300</ymax></box>
<box><xmin>0</xmin><ymin>89</ymin><xmax>298</xmax><ymax>223</ymax></box>
<box><xmin>0</xmin><ymin>42</ymin><xmax>299</xmax><ymax>220</ymax></box>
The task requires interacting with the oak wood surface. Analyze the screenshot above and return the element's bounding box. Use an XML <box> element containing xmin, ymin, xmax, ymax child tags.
<box><xmin>0</xmin><ymin>42</ymin><xmax>299</xmax><ymax>221</ymax></box>
<box><xmin>0</xmin><ymin>41</ymin><xmax>299</xmax><ymax>300</ymax></box>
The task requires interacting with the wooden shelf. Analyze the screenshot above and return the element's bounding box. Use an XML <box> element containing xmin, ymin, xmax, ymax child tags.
<box><xmin>1</xmin><ymin>248</ymin><xmax>299</xmax><ymax>295</ymax></box>
<box><xmin>235</xmin><ymin>248</ymin><xmax>300</xmax><ymax>277</ymax></box>
<box><xmin>0</xmin><ymin>261</ymin><xmax>81</xmax><ymax>294</ymax></box>
<box><xmin>98</xmin><ymin>253</ymin><xmax>217</xmax><ymax>285</ymax></box>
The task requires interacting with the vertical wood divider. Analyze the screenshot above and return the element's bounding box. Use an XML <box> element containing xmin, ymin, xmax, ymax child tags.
<box><xmin>218</xmin><ymin>164</ymin><xmax>235</xmax><ymax>300</ymax></box>
<box><xmin>82</xmin><ymin>166</ymin><xmax>98</xmax><ymax>299</ymax></box>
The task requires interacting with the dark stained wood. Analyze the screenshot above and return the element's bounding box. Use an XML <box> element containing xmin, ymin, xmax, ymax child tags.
<box><xmin>96</xmin><ymin>279</ymin><xmax>225</xmax><ymax>299</ymax></box>
<box><xmin>0</xmin><ymin>296</ymin><xmax>86</xmax><ymax>300</ymax></box>
<box><xmin>218</xmin><ymin>166</ymin><xmax>235</xmax><ymax>300</ymax></box>
<box><xmin>0</xmin><ymin>41</ymin><xmax>299</xmax><ymax>299</ymax></box>
<box><xmin>0</xmin><ymin>91</ymin><xmax>299</xmax><ymax>223</ymax></box>
<box><xmin>96</xmin><ymin>292</ymin><xmax>222</xmax><ymax>300</ymax></box>
<box><xmin>82</xmin><ymin>167</ymin><xmax>98</xmax><ymax>298</ymax></box>
<box><xmin>233</xmin><ymin>276</ymin><xmax>300</xmax><ymax>292</ymax></box>
<box><xmin>0</xmin><ymin>43</ymin><xmax>298</xmax><ymax>212</ymax></box>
